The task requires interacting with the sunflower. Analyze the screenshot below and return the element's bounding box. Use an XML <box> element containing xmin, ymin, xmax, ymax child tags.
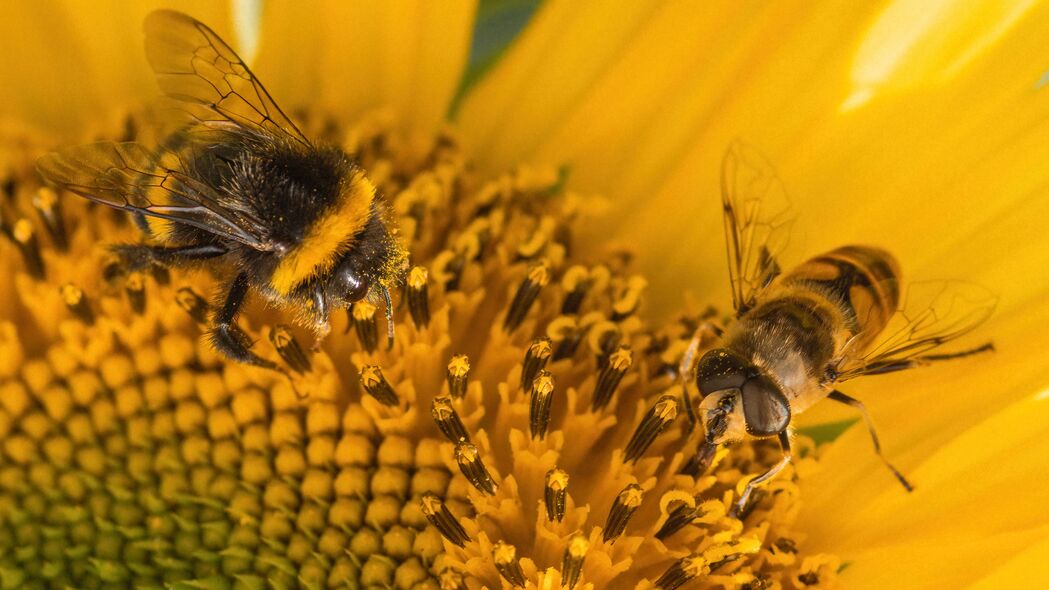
<box><xmin>2</xmin><ymin>1</ymin><xmax>1047</xmax><ymax>589</ymax></box>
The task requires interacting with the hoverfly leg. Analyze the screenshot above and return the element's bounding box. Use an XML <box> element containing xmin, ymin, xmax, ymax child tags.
<box><xmin>210</xmin><ymin>272</ymin><xmax>278</xmax><ymax>370</ymax></box>
<box><xmin>731</xmin><ymin>431</ymin><xmax>792</xmax><ymax>519</ymax></box>
<box><xmin>828</xmin><ymin>390</ymin><xmax>913</xmax><ymax>492</ymax></box>
<box><xmin>111</xmin><ymin>242</ymin><xmax>226</xmax><ymax>271</ymax></box>
<box><xmin>678</xmin><ymin>321</ymin><xmax>723</xmax><ymax>434</ymax></box>
<box><xmin>863</xmin><ymin>342</ymin><xmax>994</xmax><ymax>376</ymax></box>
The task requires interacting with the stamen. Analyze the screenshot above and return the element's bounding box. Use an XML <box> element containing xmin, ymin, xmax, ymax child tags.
<box><xmin>559</xmin><ymin>266</ymin><xmax>590</xmax><ymax>314</ymax></box>
<box><xmin>589</xmin><ymin>320</ymin><xmax>622</xmax><ymax>366</ymax></box>
<box><xmin>550</xmin><ymin>313</ymin><xmax>600</xmax><ymax>361</ymax></box>
<box><xmin>611</xmin><ymin>275</ymin><xmax>647</xmax><ymax>321</ymax></box>
<box><xmin>439</xmin><ymin>570</ymin><xmax>467</xmax><ymax>590</ymax></box>
<box><xmin>624</xmin><ymin>394</ymin><xmax>679</xmax><ymax>462</ymax></box>
<box><xmin>520</xmin><ymin>337</ymin><xmax>552</xmax><ymax>391</ymax></box>
<box><xmin>503</xmin><ymin>261</ymin><xmax>549</xmax><ymax>332</ymax></box>
<box><xmin>59</xmin><ymin>283</ymin><xmax>94</xmax><ymax>325</ymax></box>
<box><xmin>351</xmin><ymin>301</ymin><xmax>378</xmax><ymax>352</ymax></box>
<box><xmin>360</xmin><ymin>365</ymin><xmax>398</xmax><ymax>406</ymax></box>
<box><xmin>655</xmin><ymin>555</ymin><xmax>705</xmax><ymax>590</ymax></box>
<box><xmin>603</xmin><ymin>483</ymin><xmax>643</xmax><ymax>543</ymax></box>
<box><xmin>175</xmin><ymin>286</ymin><xmax>210</xmax><ymax>324</ymax></box>
<box><xmin>656</xmin><ymin>497</ymin><xmax>703</xmax><ymax>540</ymax></box>
<box><xmin>529</xmin><ymin>370</ymin><xmax>555</xmax><ymax>439</ymax></box>
<box><xmin>455</xmin><ymin>441</ymin><xmax>498</xmax><ymax>495</ymax></box>
<box><xmin>12</xmin><ymin>218</ymin><xmax>45</xmax><ymax>279</ymax></box>
<box><xmin>269</xmin><ymin>325</ymin><xmax>312</xmax><ymax>373</ymax></box>
<box><xmin>592</xmin><ymin>345</ymin><xmax>632</xmax><ymax>411</ymax></box>
<box><xmin>492</xmin><ymin>541</ymin><xmax>526</xmax><ymax>587</ymax></box>
<box><xmin>406</xmin><ymin>266</ymin><xmax>431</xmax><ymax>328</ymax></box>
<box><xmin>32</xmin><ymin>188</ymin><xmax>68</xmax><ymax>252</ymax></box>
<box><xmin>543</xmin><ymin>468</ymin><xmax>568</xmax><ymax>522</ymax></box>
<box><xmin>420</xmin><ymin>493</ymin><xmax>470</xmax><ymax>548</ymax></box>
<box><xmin>446</xmin><ymin>354</ymin><xmax>470</xmax><ymax>399</ymax></box>
<box><xmin>561</xmin><ymin>533</ymin><xmax>589</xmax><ymax>590</ymax></box>
<box><xmin>431</xmin><ymin>396</ymin><xmax>470</xmax><ymax>443</ymax></box>
<box><xmin>125</xmin><ymin>271</ymin><xmax>146</xmax><ymax>314</ymax></box>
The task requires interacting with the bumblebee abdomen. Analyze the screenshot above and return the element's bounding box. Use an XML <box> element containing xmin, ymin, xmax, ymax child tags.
<box><xmin>781</xmin><ymin>245</ymin><xmax>900</xmax><ymax>352</ymax></box>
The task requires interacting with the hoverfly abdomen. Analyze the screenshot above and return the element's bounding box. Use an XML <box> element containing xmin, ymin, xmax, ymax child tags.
<box><xmin>781</xmin><ymin>245</ymin><xmax>900</xmax><ymax>352</ymax></box>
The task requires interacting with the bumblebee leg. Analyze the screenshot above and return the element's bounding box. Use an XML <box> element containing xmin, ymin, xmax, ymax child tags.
<box><xmin>828</xmin><ymin>390</ymin><xmax>914</xmax><ymax>492</ymax></box>
<box><xmin>732</xmin><ymin>431</ymin><xmax>792</xmax><ymax>519</ymax></box>
<box><xmin>382</xmin><ymin>286</ymin><xmax>394</xmax><ymax>350</ymax></box>
<box><xmin>209</xmin><ymin>272</ymin><xmax>277</xmax><ymax>369</ymax></box>
<box><xmin>111</xmin><ymin>243</ymin><xmax>227</xmax><ymax>271</ymax></box>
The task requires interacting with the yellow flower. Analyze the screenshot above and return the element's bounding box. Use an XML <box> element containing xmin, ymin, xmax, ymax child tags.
<box><xmin>2</xmin><ymin>2</ymin><xmax>1047</xmax><ymax>590</ymax></box>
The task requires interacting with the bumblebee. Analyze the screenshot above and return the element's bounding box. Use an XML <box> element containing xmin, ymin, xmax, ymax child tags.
<box><xmin>680</xmin><ymin>141</ymin><xmax>995</xmax><ymax>515</ymax></box>
<box><xmin>37</xmin><ymin>10</ymin><xmax>406</xmax><ymax>368</ymax></box>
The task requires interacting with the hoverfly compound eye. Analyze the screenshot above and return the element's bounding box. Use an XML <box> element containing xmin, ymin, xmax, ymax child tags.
<box><xmin>741</xmin><ymin>374</ymin><xmax>791</xmax><ymax>437</ymax></box>
<box><xmin>695</xmin><ymin>348</ymin><xmax>750</xmax><ymax>397</ymax></box>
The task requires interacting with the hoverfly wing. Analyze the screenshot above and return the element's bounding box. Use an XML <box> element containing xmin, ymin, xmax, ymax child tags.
<box><xmin>837</xmin><ymin>280</ymin><xmax>997</xmax><ymax>380</ymax></box>
<box><xmin>721</xmin><ymin>140</ymin><xmax>794</xmax><ymax>315</ymax></box>
<box><xmin>37</xmin><ymin>141</ymin><xmax>275</xmax><ymax>251</ymax></box>
<box><xmin>143</xmin><ymin>10</ymin><xmax>310</xmax><ymax>147</ymax></box>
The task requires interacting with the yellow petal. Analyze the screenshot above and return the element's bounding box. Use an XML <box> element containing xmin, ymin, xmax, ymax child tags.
<box><xmin>796</xmin><ymin>296</ymin><xmax>1049</xmax><ymax>588</ymax></box>
<box><xmin>253</xmin><ymin>0</ymin><xmax>476</xmax><ymax>135</ymax></box>
<box><xmin>457</xmin><ymin>0</ymin><xmax>1049</xmax><ymax>316</ymax></box>
<box><xmin>0</xmin><ymin>1</ymin><xmax>232</xmax><ymax>135</ymax></box>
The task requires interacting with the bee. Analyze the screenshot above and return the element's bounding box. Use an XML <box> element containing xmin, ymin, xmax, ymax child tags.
<box><xmin>680</xmin><ymin>141</ymin><xmax>995</xmax><ymax>516</ymax></box>
<box><xmin>37</xmin><ymin>10</ymin><xmax>406</xmax><ymax>369</ymax></box>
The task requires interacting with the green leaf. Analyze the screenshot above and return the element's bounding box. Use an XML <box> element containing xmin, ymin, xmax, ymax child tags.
<box><xmin>448</xmin><ymin>0</ymin><xmax>543</xmax><ymax>117</ymax></box>
<box><xmin>797</xmin><ymin>418</ymin><xmax>859</xmax><ymax>445</ymax></box>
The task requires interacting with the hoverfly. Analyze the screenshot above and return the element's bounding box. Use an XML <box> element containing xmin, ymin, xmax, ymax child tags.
<box><xmin>37</xmin><ymin>10</ymin><xmax>407</xmax><ymax>368</ymax></box>
<box><xmin>680</xmin><ymin>141</ymin><xmax>995</xmax><ymax>515</ymax></box>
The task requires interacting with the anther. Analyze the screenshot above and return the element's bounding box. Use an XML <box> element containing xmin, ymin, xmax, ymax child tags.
<box><xmin>60</xmin><ymin>283</ymin><xmax>94</xmax><ymax>325</ymax></box>
<box><xmin>269</xmin><ymin>325</ymin><xmax>312</xmax><ymax>373</ymax></box>
<box><xmin>12</xmin><ymin>218</ymin><xmax>45</xmax><ymax>279</ymax></box>
<box><xmin>125</xmin><ymin>272</ymin><xmax>146</xmax><ymax>314</ymax></box>
<box><xmin>406</xmin><ymin>266</ymin><xmax>431</xmax><ymax>328</ymax></box>
<box><xmin>544</xmin><ymin>468</ymin><xmax>568</xmax><ymax>522</ymax></box>
<box><xmin>624</xmin><ymin>394</ymin><xmax>680</xmax><ymax>462</ymax></box>
<box><xmin>32</xmin><ymin>188</ymin><xmax>68</xmax><ymax>252</ymax></box>
<box><xmin>351</xmin><ymin>301</ymin><xmax>379</xmax><ymax>353</ymax></box>
<box><xmin>420</xmin><ymin>493</ymin><xmax>470</xmax><ymax>548</ymax></box>
<box><xmin>679</xmin><ymin>441</ymin><xmax>718</xmax><ymax>478</ymax></box>
<box><xmin>446</xmin><ymin>355</ymin><xmax>470</xmax><ymax>399</ymax></box>
<box><xmin>603</xmin><ymin>483</ymin><xmax>643</xmax><ymax>543</ymax></box>
<box><xmin>592</xmin><ymin>345</ymin><xmax>632</xmax><ymax>411</ymax></box>
<box><xmin>520</xmin><ymin>337</ymin><xmax>552</xmax><ymax>391</ymax></box>
<box><xmin>655</xmin><ymin>497</ymin><xmax>702</xmax><ymax>540</ymax></box>
<box><xmin>655</xmin><ymin>555</ymin><xmax>705</xmax><ymax>590</ymax></box>
<box><xmin>431</xmin><ymin>396</ymin><xmax>470</xmax><ymax>444</ymax></box>
<box><xmin>492</xmin><ymin>541</ymin><xmax>526</xmax><ymax>587</ymax></box>
<box><xmin>611</xmin><ymin>276</ymin><xmax>647</xmax><ymax>321</ymax></box>
<box><xmin>503</xmin><ymin>261</ymin><xmax>549</xmax><ymax>332</ymax></box>
<box><xmin>560</xmin><ymin>266</ymin><xmax>590</xmax><ymax>315</ymax></box>
<box><xmin>175</xmin><ymin>287</ymin><xmax>210</xmax><ymax>324</ymax></box>
<box><xmin>562</xmin><ymin>533</ymin><xmax>589</xmax><ymax>590</ymax></box>
<box><xmin>455</xmin><ymin>441</ymin><xmax>498</xmax><ymax>495</ymax></box>
<box><xmin>529</xmin><ymin>371</ymin><xmax>555</xmax><ymax>439</ymax></box>
<box><xmin>360</xmin><ymin>365</ymin><xmax>398</xmax><ymax>406</ymax></box>
<box><xmin>439</xmin><ymin>570</ymin><xmax>467</xmax><ymax>590</ymax></box>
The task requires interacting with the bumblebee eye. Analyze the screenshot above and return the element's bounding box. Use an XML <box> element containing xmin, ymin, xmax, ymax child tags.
<box><xmin>336</xmin><ymin>265</ymin><xmax>370</xmax><ymax>302</ymax></box>
<box><xmin>740</xmin><ymin>374</ymin><xmax>791</xmax><ymax>437</ymax></box>
<box><xmin>695</xmin><ymin>348</ymin><xmax>750</xmax><ymax>397</ymax></box>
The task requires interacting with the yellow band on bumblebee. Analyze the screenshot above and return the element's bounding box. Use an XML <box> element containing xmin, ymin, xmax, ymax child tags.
<box><xmin>270</xmin><ymin>170</ymin><xmax>376</xmax><ymax>296</ymax></box>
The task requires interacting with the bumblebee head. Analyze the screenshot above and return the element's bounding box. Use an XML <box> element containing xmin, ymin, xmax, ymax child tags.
<box><xmin>695</xmin><ymin>348</ymin><xmax>791</xmax><ymax>442</ymax></box>
<box><xmin>331</xmin><ymin>258</ymin><xmax>371</xmax><ymax>305</ymax></box>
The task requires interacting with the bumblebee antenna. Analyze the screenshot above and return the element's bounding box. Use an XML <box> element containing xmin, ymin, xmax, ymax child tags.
<box><xmin>383</xmin><ymin>286</ymin><xmax>394</xmax><ymax>350</ymax></box>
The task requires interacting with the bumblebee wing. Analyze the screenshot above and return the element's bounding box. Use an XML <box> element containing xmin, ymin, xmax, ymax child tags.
<box><xmin>37</xmin><ymin>141</ymin><xmax>276</xmax><ymax>250</ymax></box>
<box><xmin>721</xmin><ymin>139</ymin><xmax>793</xmax><ymax>315</ymax></box>
<box><xmin>837</xmin><ymin>280</ymin><xmax>997</xmax><ymax>380</ymax></box>
<box><xmin>143</xmin><ymin>9</ymin><xmax>310</xmax><ymax>147</ymax></box>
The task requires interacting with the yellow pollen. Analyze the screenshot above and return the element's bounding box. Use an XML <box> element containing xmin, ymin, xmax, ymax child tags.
<box><xmin>59</xmin><ymin>283</ymin><xmax>83</xmax><ymax>305</ymax></box>
<box><xmin>408</xmin><ymin>265</ymin><xmax>428</xmax><ymax>288</ymax></box>
<box><xmin>13</xmin><ymin>218</ymin><xmax>34</xmax><ymax>243</ymax></box>
<box><xmin>270</xmin><ymin>170</ymin><xmax>376</xmax><ymax>296</ymax></box>
<box><xmin>447</xmin><ymin>354</ymin><xmax>470</xmax><ymax>377</ymax></box>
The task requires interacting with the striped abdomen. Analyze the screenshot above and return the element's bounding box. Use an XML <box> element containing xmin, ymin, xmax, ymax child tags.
<box><xmin>779</xmin><ymin>245</ymin><xmax>900</xmax><ymax>354</ymax></box>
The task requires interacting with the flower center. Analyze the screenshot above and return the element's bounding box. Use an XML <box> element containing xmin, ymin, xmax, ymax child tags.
<box><xmin>0</xmin><ymin>111</ymin><xmax>841</xmax><ymax>589</ymax></box>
